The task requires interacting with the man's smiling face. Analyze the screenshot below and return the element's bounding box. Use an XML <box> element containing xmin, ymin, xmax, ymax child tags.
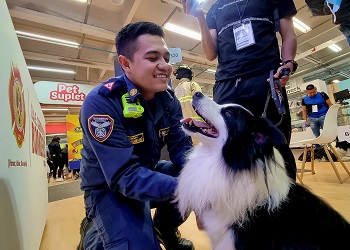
<box><xmin>125</xmin><ymin>34</ymin><xmax>172</xmax><ymax>100</ymax></box>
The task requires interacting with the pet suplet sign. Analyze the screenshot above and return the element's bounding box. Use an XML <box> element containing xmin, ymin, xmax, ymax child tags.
<box><xmin>0</xmin><ymin>0</ymin><xmax>47</xmax><ymax>249</ymax></box>
<box><xmin>34</xmin><ymin>81</ymin><xmax>94</xmax><ymax>105</ymax></box>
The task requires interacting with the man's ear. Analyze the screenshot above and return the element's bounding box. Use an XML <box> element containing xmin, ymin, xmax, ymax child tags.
<box><xmin>118</xmin><ymin>55</ymin><xmax>131</xmax><ymax>73</ymax></box>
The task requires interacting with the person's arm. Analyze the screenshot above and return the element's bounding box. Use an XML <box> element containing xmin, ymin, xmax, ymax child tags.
<box><xmin>181</xmin><ymin>0</ymin><xmax>217</xmax><ymax>61</ymax></box>
<box><xmin>326</xmin><ymin>99</ymin><xmax>333</xmax><ymax>108</ymax></box>
<box><xmin>197</xmin><ymin>12</ymin><xmax>218</xmax><ymax>61</ymax></box>
<box><xmin>301</xmin><ymin>98</ymin><xmax>309</xmax><ymax>125</ymax></box>
<box><xmin>301</xmin><ymin>105</ymin><xmax>309</xmax><ymax>126</ymax></box>
<box><xmin>274</xmin><ymin>16</ymin><xmax>297</xmax><ymax>86</ymax></box>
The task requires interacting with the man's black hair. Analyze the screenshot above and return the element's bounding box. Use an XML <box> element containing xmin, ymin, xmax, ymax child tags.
<box><xmin>306</xmin><ymin>84</ymin><xmax>315</xmax><ymax>90</ymax></box>
<box><xmin>116</xmin><ymin>22</ymin><xmax>164</xmax><ymax>61</ymax></box>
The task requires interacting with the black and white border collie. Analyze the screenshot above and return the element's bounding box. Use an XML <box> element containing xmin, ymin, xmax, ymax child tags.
<box><xmin>176</xmin><ymin>92</ymin><xmax>350</xmax><ymax>250</ymax></box>
<box><xmin>332</xmin><ymin>140</ymin><xmax>350</xmax><ymax>161</ymax></box>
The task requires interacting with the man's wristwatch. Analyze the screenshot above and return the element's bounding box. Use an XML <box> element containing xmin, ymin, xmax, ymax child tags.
<box><xmin>282</xmin><ymin>60</ymin><xmax>298</xmax><ymax>74</ymax></box>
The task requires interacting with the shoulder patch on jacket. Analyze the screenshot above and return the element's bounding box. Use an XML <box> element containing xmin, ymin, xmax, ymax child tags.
<box><xmin>88</xmin><ymin>115</ymin><xmax>114</xmax><ymax>142</ymax></box>
<box><xmin>103</xmin><ymin>81</ymin><xmax>115</xmax><ymax>90</ymax></box>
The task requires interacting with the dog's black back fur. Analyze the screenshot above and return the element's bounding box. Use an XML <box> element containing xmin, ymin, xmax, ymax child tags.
<box><xmin>232</xmin><ymin>184</ymin><xmax>350</xmax><ymax>249</ymax></box>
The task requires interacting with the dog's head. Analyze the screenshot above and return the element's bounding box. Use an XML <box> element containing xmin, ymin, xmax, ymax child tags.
<box><xmin>182</xmin><ymin>92</ymin><xmax>278</xmax><ymax>171</ymax></box>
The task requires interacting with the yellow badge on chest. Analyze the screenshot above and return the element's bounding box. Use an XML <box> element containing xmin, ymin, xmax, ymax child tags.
<box><xmin>127</xmin><ymin>133</ymin><xmax>144</xmax><ymax>144</ymax></box>
<box><xmin>159</xmin><ymin>127</ymin><xmax>169</xmax><ymax>137</ymax></box>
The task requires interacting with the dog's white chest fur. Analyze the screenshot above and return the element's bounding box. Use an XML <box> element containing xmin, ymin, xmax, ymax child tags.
<box><xmin>200</xmin><ymin>210</ymin><xmax>236</xmax><ymax>250</ymax></box>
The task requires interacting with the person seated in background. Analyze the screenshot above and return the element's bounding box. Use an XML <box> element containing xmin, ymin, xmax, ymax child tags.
<box><xmin>78</xmin><ymin>21</ymin><xmax>194</xmax><ymax>250</ymax></box>
<box><xmin>302</xmin><ymin>84</ymin><xmax>333</xmax><ymax>138</ymax></box>
<box><xmin>173</xmin><ymin>64</ymin><xmax>203</xmax><ymax>145</ymax></box>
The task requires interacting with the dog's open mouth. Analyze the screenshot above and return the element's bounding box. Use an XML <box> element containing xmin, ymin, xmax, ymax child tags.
<box><xmin>181</xmin><ymin>117</ymin><xmax>218</xmax><ymax>138</ymax></box>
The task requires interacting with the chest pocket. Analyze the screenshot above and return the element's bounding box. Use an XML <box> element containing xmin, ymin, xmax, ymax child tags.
<box><xmin>125</xmin><ymin>110</ymin><xmax>171</xmax><ymax>167</ymax></box>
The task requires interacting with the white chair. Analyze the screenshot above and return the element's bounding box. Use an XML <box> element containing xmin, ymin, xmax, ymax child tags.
<box><xmin>290</xmin><ymin>104</ymin><xmax>350</xmax><ymax>183</ymax></box>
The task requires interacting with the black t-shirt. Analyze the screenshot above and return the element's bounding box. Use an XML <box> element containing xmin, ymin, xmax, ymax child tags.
<box><xmin>206</xmin><ymin>0</ymin><xmax>297</xmax><ymax>81</ymax></box>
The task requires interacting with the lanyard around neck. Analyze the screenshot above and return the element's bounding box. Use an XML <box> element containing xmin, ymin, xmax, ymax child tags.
<box><xmin>234</xmin><ymin>0</ymin><xmax>249</xmax><ymax>24</ymax></box>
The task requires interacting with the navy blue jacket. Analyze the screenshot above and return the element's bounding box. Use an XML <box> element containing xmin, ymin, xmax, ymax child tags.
<box><xmin>79</xmin><ymin>75</ymin><xmax>192</xmax><ymax>202</ymax></box>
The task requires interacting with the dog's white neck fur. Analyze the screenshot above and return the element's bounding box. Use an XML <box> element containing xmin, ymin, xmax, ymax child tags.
<box><xmin>176</xmin><ymin>144</ymin><xmax>292</xmax><ymax>249</ymax></box>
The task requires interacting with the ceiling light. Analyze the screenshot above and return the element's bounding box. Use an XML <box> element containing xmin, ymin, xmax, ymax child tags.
<box><xmin>16</xmin><ymin>31</ymin><xmax>80</xmax><ymax>48</ymax></box>
<box><xmin>292</xmin><ymin>17</ymin><xmax>311</xmax><ymax>33</ymax></box>
<box><xmin>110</xmin><ymin>0</ymin><xmax>124</xmax><ymax>5</ymax></box>
<box><xmin>164</xmin><ymin>23</ymin><xmax>201</xmax><ymax>41</ymax></box>
<box><xmin>328</xmin><ymin>44</ymin><xmax>342</xmax><ymax>52</ymax></box>
<box><xmin>332</xmin><ymin>79</ymin><xmax>340</xmax><ymax>83</ymax></box>
<box><xmin>42</xmin><ymin>108</ymin><xmax>69</xmax><ymax>111</ymax></box>
<box><xmin>28</xmin><ymin>66</ymin><xmax>76</xmax><ymax>74</ymax></box>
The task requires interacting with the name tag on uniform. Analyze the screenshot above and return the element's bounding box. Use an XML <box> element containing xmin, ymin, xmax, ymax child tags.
<box><xmin>312</xmin><ymin>105</ymin><xmax>318</xmax><ymax>113</ymax></box>
<box><xmin>127</xmin><ymin>133</ymin><xmax>144</xmax><ymax>144</ymax></box>
<box><xmin>233</xmin><ymin>20</ymin><xmax>255</xmax><ymax>50</ymax></box>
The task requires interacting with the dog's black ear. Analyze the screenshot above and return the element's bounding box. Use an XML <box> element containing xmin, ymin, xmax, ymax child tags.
<box><xmin>251</xmin><ymin>117</ymin><xmax>275</xmax><ymax>157</ymax></box>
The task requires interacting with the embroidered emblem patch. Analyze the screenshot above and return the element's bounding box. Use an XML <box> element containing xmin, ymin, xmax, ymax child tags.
<box><xmin>130</xmin><ymin>88</ymin><xmax>138</xmax><ymax>96</ymax></box>
<box><xmin>88</xmin><ymin>115</ymin><xmax>114</xmax><ymax>142</ymax></box>
<box><xmin>127</xmin><ymin>133</ymin><xmax>144</xmax><ymax>144</ymax></box>
<box><xmin>103</xmin><ymin>81</ymin><xmax>115</xmax><ymax>90</ymax></box>
<box><xmin>159</xmin><ymin>127</ymin><xmax>169</xmax><ymax>137</ymax></box>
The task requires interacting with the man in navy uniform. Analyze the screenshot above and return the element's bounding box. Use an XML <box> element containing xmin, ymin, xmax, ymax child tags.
<box><xmin>78</xmin><ymin>22</ymin><xmax>194</xmax><ymax>250</ymax></box>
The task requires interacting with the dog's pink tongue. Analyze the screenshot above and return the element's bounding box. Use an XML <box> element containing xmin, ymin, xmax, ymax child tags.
<box><xmin>181</xmin><ymin>118</ymin><xmax>210</xmax><ymax>128</ymax></box>
<box><xmin>193</xmin><ymin>119</ymin><xmax>210</xmax><ymax>128</ymax></box>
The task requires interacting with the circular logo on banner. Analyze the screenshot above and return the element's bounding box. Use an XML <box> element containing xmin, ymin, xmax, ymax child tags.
<box><xmin>9</xmin><ymin>62</ymin><xmax>26</xmax><ymax>148</ymax></box>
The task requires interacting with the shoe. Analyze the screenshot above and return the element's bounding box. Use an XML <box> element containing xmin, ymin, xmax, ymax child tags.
<box><xmin>55</xmin><ymin>177</ymin><xmax>64</xmax><ymax>182</ymax></box>
<box><xmin>77</xmin><ymin>217</ymin><xmax>93</xmax><ymax>250</ymax></box>
<box><xmin>154</xmin><ymin>227</ymin><xmax>195</xmax><ymax>250</ymax></box>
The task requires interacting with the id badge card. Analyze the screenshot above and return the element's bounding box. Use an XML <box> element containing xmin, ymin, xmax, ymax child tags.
<box><xmin>233</xmin><ymin>20</ymin><xmax>255</xmax><ymax>50</ymax></box>
<box><xmin>312</xmin><ymin>105</ymin><xmax>318</xmax><ymax>113</ymax></box>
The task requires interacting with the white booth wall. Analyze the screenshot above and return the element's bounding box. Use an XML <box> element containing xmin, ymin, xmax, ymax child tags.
<box><xmin>0</xmin><ymin>0</ymin><xmax>48</xmax><ymax>249</ymax></box>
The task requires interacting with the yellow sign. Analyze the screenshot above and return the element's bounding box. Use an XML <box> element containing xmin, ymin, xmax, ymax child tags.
<box><xmin>66</xmin><ymin>115</ymin><xmax>83</xmax><ymax>161</ymax></box>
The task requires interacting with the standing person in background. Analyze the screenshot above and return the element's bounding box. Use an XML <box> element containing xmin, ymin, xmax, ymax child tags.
<box><xmin>78</xmin><ymin>22</ymin><xmax>194</xmax><ymax>250</ymax></box>
<box><xmin>48</xmin><ymin>136</ymin><xmax>64</xmax><ymax>182</ymax></box>
<box><xmin>302</xmin><ymin>84</ymin><xmax>333</xmax><ymax>138</ymax></box>
<box><xmin>174</xmin><ymin>64</ymin><xmax>203</xmax><ymax>145</ymax></box>
<box><xmin>181</xmin><ymin>0</ymin><xmax>298</xmax><ymax>180</ymax></box>
<box><xmin>61</xmin><ymin>144</ymin><xmax>69</xmax><ymax>175</ymax></box>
